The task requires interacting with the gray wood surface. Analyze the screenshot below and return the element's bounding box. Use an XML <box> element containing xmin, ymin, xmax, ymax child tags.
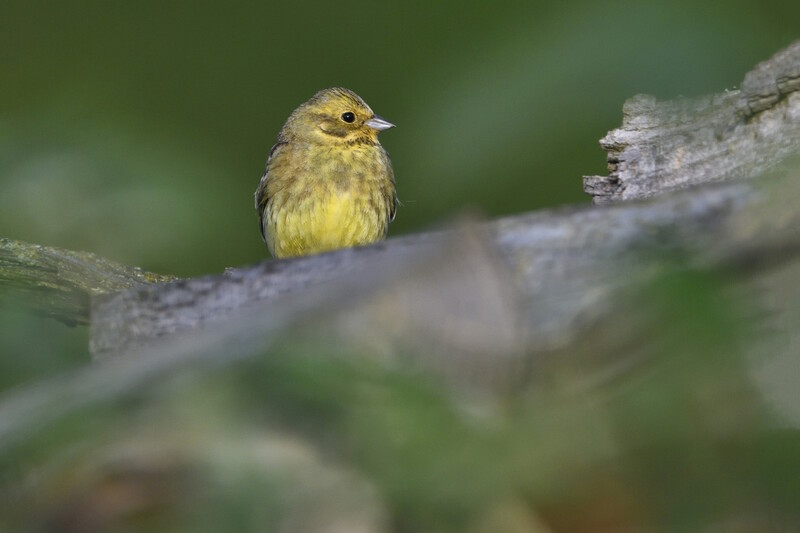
<box><xmin>90</xmin><ymin>182</ymin><xmax>760</xmax><ymax>359</ymax></box>
<box><xmin>0</xmin><ymin>238</ymin><xmax>175</xmax><ymax>325</ymax></box>
<box><xmin>584</xmin><ymin>40</ymin><xmax>800</xmax><ymax>204</ymax></box>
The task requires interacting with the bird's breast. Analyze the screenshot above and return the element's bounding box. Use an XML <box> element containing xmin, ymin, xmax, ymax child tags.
<box><xmin>265</xmin><ymin>143</ymin><xmax>393</xmax><ymax>258</ymax></box>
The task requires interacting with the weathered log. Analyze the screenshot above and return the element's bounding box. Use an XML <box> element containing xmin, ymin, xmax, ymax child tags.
<box><xmin>5</xmin><ymin>173</ymin><xmax>800</xmax><ymax>448</ymax></box>
<box><xmin>583</xmin><ymin>40</ymin><xmax>800</xmax><ymax>204</ymax></box>
<box><xmin>91</xmin><ymin>182</ymin><xmax>760</xmax><ymax>359</ymax></box>
<box><xmin>0</xmin><ymin>238</ymin><xmax>175</xmax><ymax>325</ymax></box>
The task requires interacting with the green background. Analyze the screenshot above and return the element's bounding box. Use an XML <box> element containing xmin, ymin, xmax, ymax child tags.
<box><xmin>2</xmin><ymin>1</ymin><xmax>798</xmax><ymax>277</ymax></box>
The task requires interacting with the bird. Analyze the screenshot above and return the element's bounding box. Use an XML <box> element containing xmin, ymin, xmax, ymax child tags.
<box><xmin>255</xmin><ymin>87</ymin><xmax>397</xmax><ymax>258</ymax></box>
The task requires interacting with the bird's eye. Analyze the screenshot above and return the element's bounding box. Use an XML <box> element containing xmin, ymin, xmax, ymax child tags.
<box><xmin>341</xmin><ymin>112</ymin><xmax>355</xmax><ymax>123</ymax></box>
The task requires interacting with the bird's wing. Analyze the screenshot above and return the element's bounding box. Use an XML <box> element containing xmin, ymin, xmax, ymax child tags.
<box><xmin>389</xmin><ymin>186</ymin><xmax>398</xmax><ymax>223</ymax></box>
<box><xmin>383</xmin><ymin>148</ymin><xmax>398</xmax><ymax>223</ymax></box>
<box><xmin>255</xmin><ymin>141</ymin><xmax>286</xmax><ymax>242</ymax></box>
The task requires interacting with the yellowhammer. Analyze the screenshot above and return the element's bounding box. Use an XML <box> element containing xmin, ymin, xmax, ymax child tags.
<box><xmin>255</xmin><ymin>88</ymin><xmax>397</xmax><ymax>258</ymax></box>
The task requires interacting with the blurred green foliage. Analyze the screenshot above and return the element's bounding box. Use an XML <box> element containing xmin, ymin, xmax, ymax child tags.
<box><xmin>2</xmin><ymin>266</ymin><xmax>800</xmax><ymax>531</ymax></box>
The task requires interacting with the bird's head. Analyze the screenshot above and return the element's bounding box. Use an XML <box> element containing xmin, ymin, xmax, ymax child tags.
<box><xmin>281</xmin><ymin>87</ymin><xmax>394</xmax><ymax>145</ymax></box>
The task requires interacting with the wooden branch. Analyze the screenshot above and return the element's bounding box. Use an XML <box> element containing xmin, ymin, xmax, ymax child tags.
<box><xmin>0</xmin><ymin>238</ymin><xmax>175</xmax><ymax>325</ymax></box>
<box><xmin>91</xmin><ymin>182</ymin><xmax>760</xmax><ymax>360</ymax></box>
<box><xmin>5</xmin><ymin>175</ymin><xmax>800</xmax><ymax>448</ymax></box>
<box><xmin>583</xmin><ymin>40</ymin><xmax>800</xmax><ymax>203</ymax></box>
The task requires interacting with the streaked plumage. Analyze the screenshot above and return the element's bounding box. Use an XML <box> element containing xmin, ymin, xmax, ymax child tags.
<box><xmin>255</xmin><ymin>88</ymin><xmax>397</xmax><ymax>258</ymax></box>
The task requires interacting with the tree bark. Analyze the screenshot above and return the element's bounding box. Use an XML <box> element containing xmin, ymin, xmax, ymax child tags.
<box><xmin>583</xmin><ymin>40</ymin><xmax>800</xmax><ymax>203</ymax></box>
<box><xmin>0</xmin><ymin>238</ymin><xmax>175</xmax><ymax>326</ymax></box>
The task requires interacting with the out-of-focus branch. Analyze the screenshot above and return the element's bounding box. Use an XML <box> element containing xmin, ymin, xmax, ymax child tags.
<box><xmin>4</xmin><ymin>173</ymin><xmax>800</xmax><ymax>449</ymax></box>
<box><xmin>0</xmin><ymin>238</ymin><xmax>176</xmax><ymax>325</ymax></box>
<box><xmin>90</xmin><ymin>182</ymin><xmax>757</xmax><ymax>358</ymax></box>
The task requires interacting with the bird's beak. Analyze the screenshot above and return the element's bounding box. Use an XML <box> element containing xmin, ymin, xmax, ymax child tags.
<box><xmin>365</xmin><ymin>115</ymin><xmax>395</xmax><ymax>131</ymax></box>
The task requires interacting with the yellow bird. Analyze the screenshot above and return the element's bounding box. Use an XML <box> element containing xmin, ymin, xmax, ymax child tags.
<box><xmin>255</xmin><ymin>87</ymin><xmax>397</xmax><ymax>258</ymax></box>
